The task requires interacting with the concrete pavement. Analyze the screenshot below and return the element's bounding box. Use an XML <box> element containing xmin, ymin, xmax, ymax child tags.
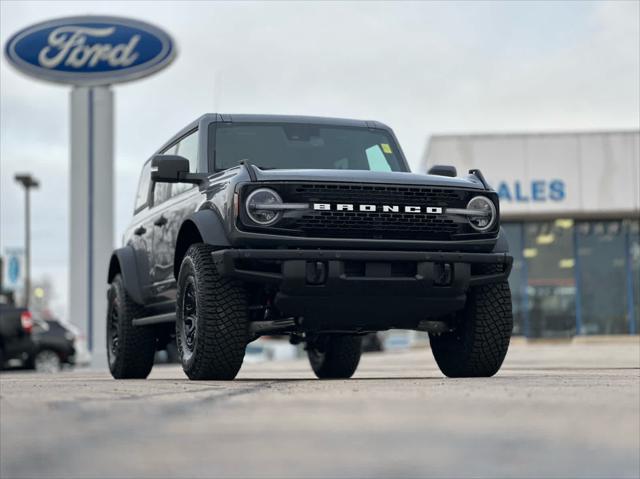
<box><xmin>1</xmin><ymin>338</ymin><xmax>639</xmax><ymax>478</ymax></box>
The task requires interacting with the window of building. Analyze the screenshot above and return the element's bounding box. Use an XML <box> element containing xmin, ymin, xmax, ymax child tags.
<box><xmin>524</xmin><ymin>220</ymin><xmax>576</xmax><ymax>338</ymax></box>
<box><xmin>577</xmin><ymin>221</ymin><xmax>628</xmax><ymax>334</ymax></box>
<box><xmin>502</xmin><ymin>223</ymin><xmax>526</xmax><ymax>335</ymax></box>
<box><xmin>502</xmin><ymin>218</ymin><xmax>639</xmax><ymax>338</ymax></box>
<box><xmin>134</xmin><ymin>161</ymin><xmax>151</xmax><ymax>212</ymax></box>
<box><xmin>627</xmin><ymin>219</ymin><xmax>640</xmax><ymax>334</ymax></box>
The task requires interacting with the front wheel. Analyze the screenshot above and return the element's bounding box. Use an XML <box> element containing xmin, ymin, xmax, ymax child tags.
<box><xmin>176</xmin><ymin>244</ymin><xmax>248</xmax><ymax>380</ymax></box>
<box><xmin>429</xmin><ymin>279</ymin><xmax>513</xmax><ymax>378</ymax></box>
<box><xmin>307</xmin><ymin>335</ymin><xmax>363</xmax><ymax>379</ymax></box>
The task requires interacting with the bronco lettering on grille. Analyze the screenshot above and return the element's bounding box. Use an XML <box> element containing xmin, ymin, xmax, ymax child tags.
<box><xmin>312</xmin><ymin>203</ymin><xmax>443</xmax><ymax>214</ymax></box>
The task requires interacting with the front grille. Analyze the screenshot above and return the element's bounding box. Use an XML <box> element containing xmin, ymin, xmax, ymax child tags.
<box><xmin>296</xmin><ymin>210</ymin><xmax>460</xmax><ymax>240</ymax></box>
<box><xmin>291</xmin><ymin>183</ymin><xmax>466</xmax><ymax>206</ymax></box>
<box><xmin>240</xmin><ymin>182</ymin><xmax>498</xmax><ymax>241</ymax></box>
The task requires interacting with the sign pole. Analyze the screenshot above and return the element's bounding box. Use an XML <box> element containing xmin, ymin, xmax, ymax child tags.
<box><xmin>6</xmin><ymin>15</ymin><xmax>176</xmax><ymax>370</ymax></box>
<box><xmin>70</xmin><ymin>86</ymin><xmax>113</xmax><ymax>367</ymax></box>
<box><xmin>24</xmin><ymin>185</ymin><xmax>30</xmax><ymax>307</ymax></box>
<box><xmin>14</xmin><ymin>174</ymin><xmax>39</xmax><ymax>308</ymax></box>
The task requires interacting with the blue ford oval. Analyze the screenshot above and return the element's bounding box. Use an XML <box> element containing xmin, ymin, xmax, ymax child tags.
<box><xmin>4</xmin><ymin>16</ymin><xmax>176</xmax><ymax>85</ymax></box>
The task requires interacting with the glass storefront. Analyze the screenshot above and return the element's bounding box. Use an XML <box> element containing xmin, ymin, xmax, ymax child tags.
<box><xmin>502</xmin><ymin>224</ymin><xmax>526</xmax><ymax>335</ymax></box>
<box><xmin>629</xmin><ymin>220</ymin><xmax>640</xmax><ymax>334</ymax></box>
<box><xmin>503</xmin><ymin>219</ymin><xmax>640</xmax><ymax>338</ymax></box>
<box><xmin>577</xmin><ymin>221</ymin><xmax>628</xmax><ymax>334</ymax></box>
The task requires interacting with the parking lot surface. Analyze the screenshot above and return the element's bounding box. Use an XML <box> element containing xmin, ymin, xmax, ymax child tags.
<box><xmin>1</xmin><ymin>338</ymin><xmax>639</xmax><ymax>478</ymax></box>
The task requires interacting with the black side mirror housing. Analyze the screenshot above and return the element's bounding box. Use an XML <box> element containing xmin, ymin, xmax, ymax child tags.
<box><xmin>151</xmin><ymin>155</ymin><xmax>207</xmax><ymax>184</ymax></box>
<box><xmin>428</xmin><ymin>164</ymin><xmax>457</xmax><ymax>178</ymax></box>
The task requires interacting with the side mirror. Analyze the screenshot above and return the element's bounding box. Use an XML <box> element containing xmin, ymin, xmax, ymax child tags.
<box><xmin>428</xmin><ymin>164</ymin><xmax>457</xmax><ymax>178</ymax></box>
<box><xmin>151</xmin><ymin>155</ymin><xmax>206</xmax><ymax>184</ymax></box>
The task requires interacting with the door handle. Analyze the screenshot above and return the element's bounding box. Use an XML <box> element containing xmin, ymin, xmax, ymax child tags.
<box><xmin>154</xmin><ymin>215</ymin><xmax>168</xmax><ymax>227</ymax></box>
<box><xmin>134</xmin><ymin>225</ymin><xmax>147</xmax><ymax>236</ymax></box>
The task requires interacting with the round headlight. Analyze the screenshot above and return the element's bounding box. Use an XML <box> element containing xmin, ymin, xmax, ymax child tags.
<box><xmin>246</xmin><ymin>188</ymin><xmax>283</xmax><ymax>226</ymax></box>
<box><xmin>466</xmin><ymin>196</ymin><xmax>496</xmax><ymax>231</ymax></box>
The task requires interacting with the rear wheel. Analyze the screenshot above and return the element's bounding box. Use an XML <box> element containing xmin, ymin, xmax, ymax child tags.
<box><xmin>307</xmin><ymin>335</ymin><xmax>362</xmax><ymax>379</ymax></box>
<box><xmin>429</xmin><ymin>274</ymin><xmax>513</xmax><ymax>378</ymax></box>
<box><xmin>176</xmin><ymin>244</ymin><xmax>248</xmax><ymax>380</ymax></box>
<box><xmin>107</xmin><ymin>274</ymin><xmax>157</xmax><ymax>379</ymax></box>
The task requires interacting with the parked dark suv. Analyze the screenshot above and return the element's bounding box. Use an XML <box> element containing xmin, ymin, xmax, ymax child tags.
<box><xmin>107</xmin><ymin>114</ymin><xmax>513</xmax><ymax>380</ymax></box>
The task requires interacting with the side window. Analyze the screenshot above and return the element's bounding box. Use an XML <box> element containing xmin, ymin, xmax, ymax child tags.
<box><xmin>164</xmin><ymin>144</ymin><xmax>178</xmax><ymax>155</ymax></box>
<box><xmin>177</xmin><ymin>130</ymin><xmax>198</xmax><ymax>172</ymax></box>
<box><xmin>172</xmin><ymin>130</ymin><xmax>199</xmax><ymax>197</ymax></box>
<box><xmin>152</xmin><ymin>143</ymin><xmax>178</xmax><ymax>206</ymax></box>
<box><xmin>134</xmin><ymin>162</ymin><xmax>152</xmax><ymax>212</ymax></box>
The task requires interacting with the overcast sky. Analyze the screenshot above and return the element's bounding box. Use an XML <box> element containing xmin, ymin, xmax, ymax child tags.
<box><xmin>1</xmin><ymin>0</ymin><xmax>639</xmax><ymax>320</ymax></box>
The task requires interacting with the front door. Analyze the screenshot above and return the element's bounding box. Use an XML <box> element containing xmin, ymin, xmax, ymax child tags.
<box><xmin>149</xmin><ymin>181</ymin><xmax>175</xmax><ymax>303</ymax></box>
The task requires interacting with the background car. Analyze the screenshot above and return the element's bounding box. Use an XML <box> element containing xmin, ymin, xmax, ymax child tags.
<box><xmin>26</xmin><ymin>318</ymin><xmax>76</xmax><ymax>372</ymax></box>
<box><xmin>0</xmin><ymin>301</ymin><xmax>33</xmax><ymax>370</ymax></box>
<box><xmin>361</xmin><ymin>333</ymin><xmax>384</xmax><ymax>353</ymax></box>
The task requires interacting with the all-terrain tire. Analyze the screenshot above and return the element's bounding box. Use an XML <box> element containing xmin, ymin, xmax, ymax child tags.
<box><xmin>107</xmin><ymin>274</ymin><xmax>157</xmax><ymax>379</ymax></box>
<box><xmin>176</xmin><ymin>244</ymin><xmax>248</xmax><ymax>380</ymax></box>
<box><xmin>430</xmin><ymin>265</ymin><xmax>513</xmax><ymax>378</ymax></box>
<box><xmin>307</xmin><ymin>335</ymin><xmax>363</xmax><ymax>379</ymax></box>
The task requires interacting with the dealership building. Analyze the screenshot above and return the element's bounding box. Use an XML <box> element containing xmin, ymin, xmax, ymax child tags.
<box><xmin>422</xmin><ymin>130</ymin><xmax>640</xmax><ymax>337</ymax></box>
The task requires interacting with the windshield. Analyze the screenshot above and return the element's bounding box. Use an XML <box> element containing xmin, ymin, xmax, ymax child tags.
<box><xmin>214</xmin><ymin>123</ymin><xmax>406</xmax><ymax>172</ymax></box>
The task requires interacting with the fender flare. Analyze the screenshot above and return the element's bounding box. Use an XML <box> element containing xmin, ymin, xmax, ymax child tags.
<box><xmin>107</xmin><ymin>245</ymin><xmax>145</xmax><ymax>305</ymax></box>
<box><xmin>188</xmin><ymin>209</ymin><xmax>230</xmax><ymax>247</ymax></box>
<box><xmin>491</xmin><ymin>226</ymin><xmax>510</xmax><ymax>254</ymax></box>
<box><xmin>174</xmin><ymin>209</ymin><xmax>230</xmax><ymax>278</ymax></box>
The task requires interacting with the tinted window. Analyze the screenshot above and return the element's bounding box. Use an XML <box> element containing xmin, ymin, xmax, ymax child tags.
<box><xmin>163</xmin><ymin>144</ymin><xmax>178</xmax><ymax>155</ymax></box>
<box><xmin>177</xmin><ymin>130</ymin><xmax>198</xmax><ymax>172</ymax></box>
<box><xmin>172</xmin><ymin>131</ymin><xmax>199</xmax><ymax>197</ymax></box>
<box><xmin>152</xmin><ymin>141</ymin><xmax>177</xmax><ymax>207</ymax></box>
<box><xmin>134</xmin><ymin>162</ymin><xmax>151</xmax><ymax>212</ymax></box>
<box><xmin>214</xmin><ymin>124</ymin><xmax>405</xmax><ymax>172</ymax></box>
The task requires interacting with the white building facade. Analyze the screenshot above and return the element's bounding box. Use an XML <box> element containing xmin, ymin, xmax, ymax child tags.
<box><xmin>422</xmin><ymin>131</ymin><xmax>640</xmax><ymax>337</ymax></box>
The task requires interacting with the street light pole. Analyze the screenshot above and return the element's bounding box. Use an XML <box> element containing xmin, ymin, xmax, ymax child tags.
<box><xmin>14</xmin><ymin>174</ymin><xmax>39</xmax><ymax>308</ymax></box>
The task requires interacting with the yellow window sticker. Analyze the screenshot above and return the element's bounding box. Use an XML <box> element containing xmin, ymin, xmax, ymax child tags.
<box><xmin>381</xmin><ymin>143</ymin><xmax>392</xmax><ymax>154</ymax></box>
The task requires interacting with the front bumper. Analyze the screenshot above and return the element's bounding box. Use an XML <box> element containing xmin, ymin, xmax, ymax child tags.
<box><xmin>212</xmin><ymin>249</ymin><xmax>512</xmax><ymax>289</ymax></box>
<box><xmin>213</xmin><ymin>249</ymin><xmax>511</xmax><ymax>328</ymax></box>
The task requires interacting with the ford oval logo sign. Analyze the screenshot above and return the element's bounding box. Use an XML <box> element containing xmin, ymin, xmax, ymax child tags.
<box><xmin>4</xmin><ymin>16</ymin><xmax>176</xmax><ymax>85</ymax></box>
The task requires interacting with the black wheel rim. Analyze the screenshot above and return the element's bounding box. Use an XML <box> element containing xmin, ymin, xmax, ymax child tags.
<box><xmin>107</xmin><ymin>297</ymin><xmax>119</xmax><ymax>367</ymax></box>
<box><xmin>309</xmin><ymin>347</ymin><xmax>325</xmax><ymax>363</ymax></box>
<box><xmin>181</xmin><ymin>277</ymin><xmax>198</xmax><ymax>358</ymax></box>
<box><xmin>307</xmin><ymin>337</ymin><xmax>325</xmax><ymax>366</ymax></box>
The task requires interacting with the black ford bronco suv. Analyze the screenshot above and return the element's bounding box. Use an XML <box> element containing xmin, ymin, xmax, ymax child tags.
<box><xmin>107</xmin><ymin>114</ymin><xmax>513</xmax><ymax>380</ymax></box>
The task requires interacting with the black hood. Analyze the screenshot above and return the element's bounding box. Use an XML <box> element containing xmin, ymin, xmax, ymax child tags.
<box><xmin>252</xmin><ymin>168</ymin><xmax>487</xmax><ymax>190</ymax></box>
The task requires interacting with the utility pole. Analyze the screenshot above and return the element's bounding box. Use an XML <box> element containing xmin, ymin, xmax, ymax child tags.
<box><xmin>14</xmin><ymin>174</ymin><xmax>39</xmax><ymax>308</ymax></box>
